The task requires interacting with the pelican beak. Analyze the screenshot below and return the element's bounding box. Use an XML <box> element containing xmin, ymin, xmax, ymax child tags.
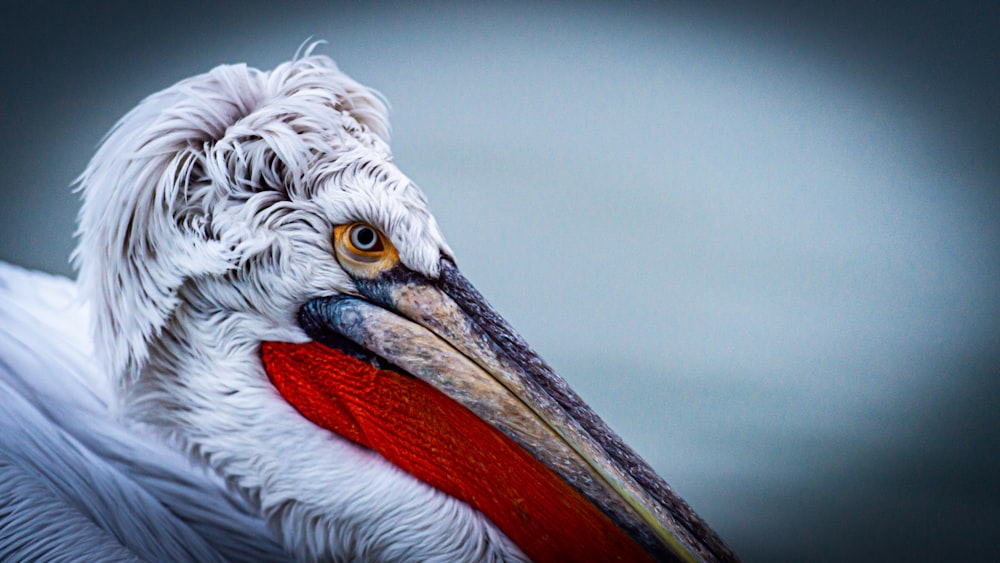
<box><xmin>272</xmin><ymin>258</ymin><xmax>733</xmax><ymax>562</ymax></box>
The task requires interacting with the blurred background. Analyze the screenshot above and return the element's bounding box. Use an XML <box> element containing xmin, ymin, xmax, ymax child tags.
<box><xmin>1</xmin><ymin>2</ymin><xmax>997</xmax><ymax>560</ymax></box>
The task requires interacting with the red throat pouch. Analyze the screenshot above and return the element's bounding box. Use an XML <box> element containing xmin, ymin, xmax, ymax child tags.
<box><xmin>262</xmin><ymin>340</ymin><xmax>652</xmax><ymax>563</ymax></box>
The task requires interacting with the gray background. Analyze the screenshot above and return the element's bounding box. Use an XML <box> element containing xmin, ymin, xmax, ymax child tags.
<box><xmin>2</xmin><ymin>2</ymin><xmax>997</xmax><ymax>560</ymax></box>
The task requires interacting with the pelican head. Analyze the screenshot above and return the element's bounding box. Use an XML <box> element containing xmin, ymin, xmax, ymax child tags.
<box><xmin>73</xmin><ymin>54</ymin><xmax>735</xmax><ymax>562</ymax></box>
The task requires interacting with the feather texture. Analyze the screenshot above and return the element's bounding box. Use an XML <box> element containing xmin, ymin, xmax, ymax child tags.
<box><xmin>0</xmin><ymin>262</ymin><xmax>287</xmax><ymax>562</ymax></box>
<box><xmin>4</xmin><ymin>51</ymin><xmax>527</xmax><ymax>561</ymax></box>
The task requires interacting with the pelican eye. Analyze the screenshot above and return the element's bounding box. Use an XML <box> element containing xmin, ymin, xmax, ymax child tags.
<box><xmin>349</xmin><ymin>224</ymin><xmax>382</xmax><ymax>252</ymax></box>
<box><xmin>333</xmin><ymin>222</ymin><xmax>399</xmax><ymax>277</ymax></box>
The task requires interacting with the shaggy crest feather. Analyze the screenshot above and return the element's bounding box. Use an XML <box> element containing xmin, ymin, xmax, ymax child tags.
<box><xmin>69</xmin><ymin>54</ymin><xmax>519</xmax><ymax>561</ymax></box>
<box><xmin>73</xmin><ymin>54</ymin><xmax>403</xmax><ymax>389</ymax></box>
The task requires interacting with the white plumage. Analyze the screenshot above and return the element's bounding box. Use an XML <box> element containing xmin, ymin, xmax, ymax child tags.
<box><xmin>0</xmin><ymin>263</ymin><xmax>285</xmax><ymax>561</ymax></box>
<box><xmin>1</xmin><ymin>53</ymin><xmax>525</xmax><ymax>561</ymax></box>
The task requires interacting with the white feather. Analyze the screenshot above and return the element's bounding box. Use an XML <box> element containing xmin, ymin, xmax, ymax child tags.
<box><xmin>0</xmin><ymin>262</ymin><xmax>286</xmax><ymax>562</ymax></box>
<box><xmin>0</xmin><ymin>51</ymin><xmax>528</xmax><ymax>561</ymax></box>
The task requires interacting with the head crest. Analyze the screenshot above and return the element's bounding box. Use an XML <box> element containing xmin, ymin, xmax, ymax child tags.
<box><xmin>73</xmin><ymin>55</ymin><xmax>391</xmax><ymax>387</ymax></box>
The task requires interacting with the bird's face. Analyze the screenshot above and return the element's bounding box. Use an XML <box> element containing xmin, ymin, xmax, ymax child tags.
<box><xmin>75</xmin><ymin>55</ymin><xmax>731</xmax><ymax>562</ymax></box>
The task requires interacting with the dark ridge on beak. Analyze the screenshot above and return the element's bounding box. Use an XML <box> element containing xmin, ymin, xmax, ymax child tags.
<box><xmin>431</xmin><ymin>258</ymin><xmax>736</xmax><ymax>562</ymax></box>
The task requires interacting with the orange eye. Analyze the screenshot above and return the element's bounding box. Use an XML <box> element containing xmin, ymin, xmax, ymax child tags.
<box><xmin>333</xmin><ymin>222</ymin><xmax>398</xmax><ymax>277</ymax></box>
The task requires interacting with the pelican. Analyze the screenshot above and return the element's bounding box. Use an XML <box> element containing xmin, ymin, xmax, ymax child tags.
<box><xmin>0</xmin><ymin>53</ymin><xmax>736</xmax><ymax>562</ymax></box>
